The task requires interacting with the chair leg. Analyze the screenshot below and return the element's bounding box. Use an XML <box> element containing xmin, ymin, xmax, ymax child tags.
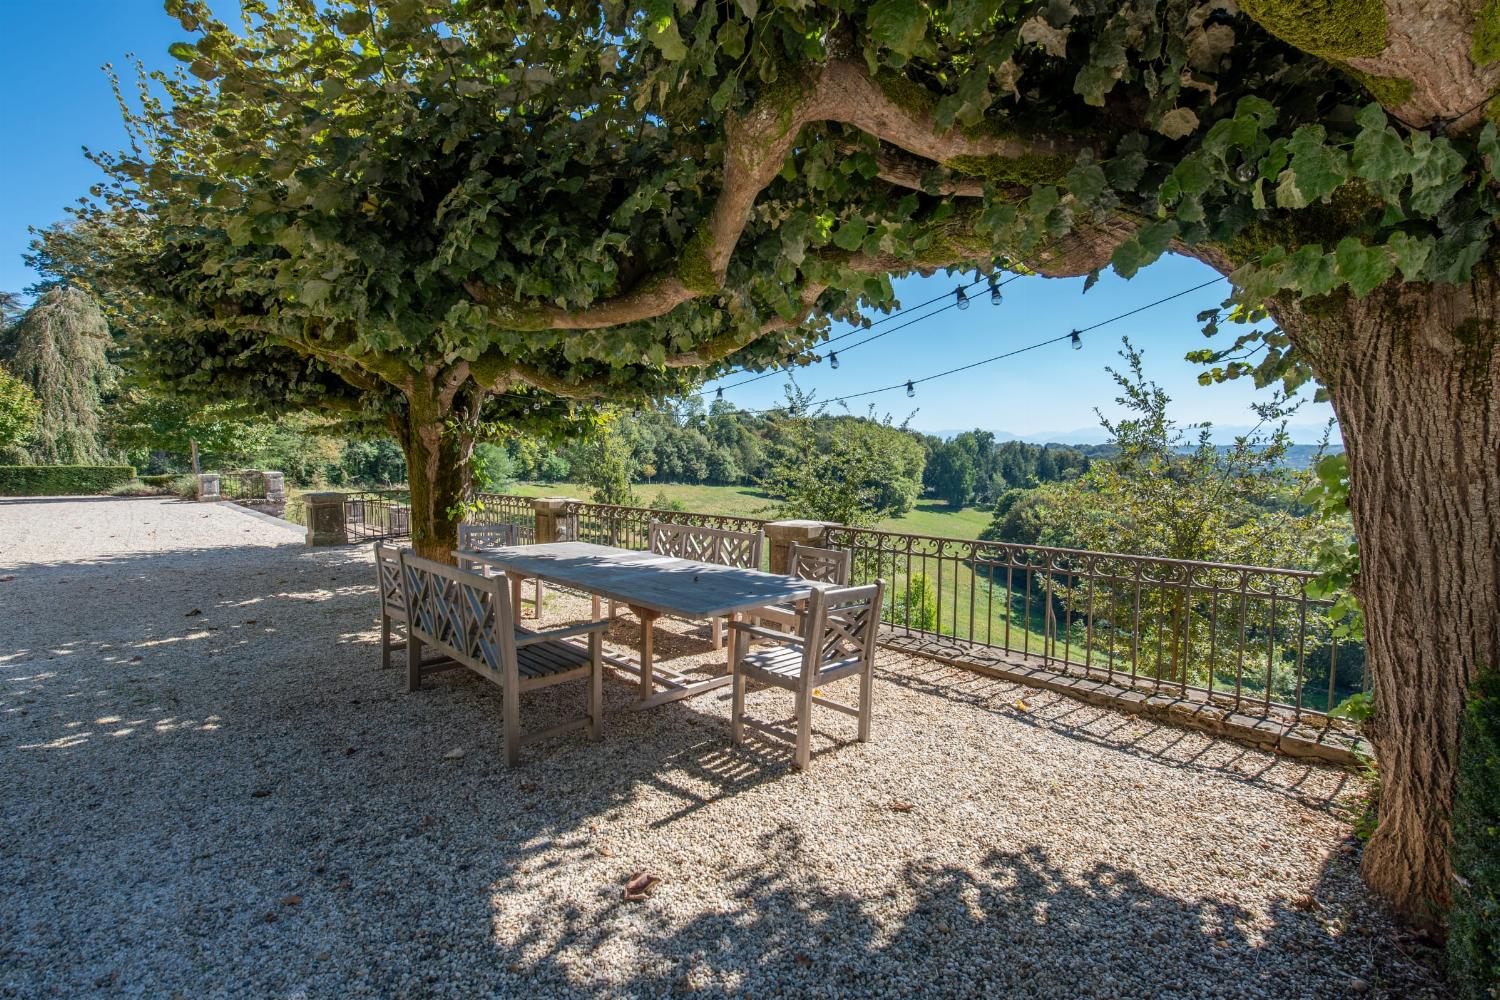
<box><xmin>794</xmin><ymin>685</ymin><xmax>813</xmax><ymax>770</ymax></box>
<box><xmin>405</xmin><ymin>634</ymin><xmax>423</xmax><ymax>693</ymax></box>
<box><xmin>587</xmin><ymin>633</ymin><xmax>603</xmax><ymax>742</ymax></box>
<box><xmin>380</xmin><ymin>614</ymin><xmax>392</xmax><ymax>670</ymax></box>
<box><xmin>502</xmin><ymin>686</ymin><xmax>521</xmax><ymax>767</ymax></box>
<box><xmin>730</xmin><ymin>669</ymin><xmax>746</xmax><ymax>746</ymax></box>
<box><xmin>857</xmin><ymin>664</ymin><xmax>874</xmax><ymax>743</ymax></box>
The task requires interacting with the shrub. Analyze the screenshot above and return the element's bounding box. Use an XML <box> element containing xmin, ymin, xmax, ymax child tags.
<box><xmin>108</xmin><ymin>479</ymin><xmax>170</xmax><ymax>497</ymax></box>
<box><xmin>885</xmin><ymin>573</ymin><xmax>938</xmax><ymax>632</ymax></box>
<box><xmin>168</xmin><ymin>473</ymin><xmax>200</xmax><ymax>498</ymax></box>
<box><xmin>1449</xmin><ymin>668</ymin><xmax>1500</xmax><ymax>998</ymax></box>
<box><xmin>139</xmin><ymin>473</ymin><xmax>176</xmax><ymax>487</ymax></box>
<box><xmin>0</xmin><ymin>465</ymin><xmax>135</xmax><ymax>496</ymax></box>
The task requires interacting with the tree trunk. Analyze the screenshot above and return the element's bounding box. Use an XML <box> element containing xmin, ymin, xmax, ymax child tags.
<box><xmin>396</xmin><ymin>377</ymin><xmax>478</xmax><ymax>564</ymax></box>
<box><xmin>189</xmin><ymin>438</ymin><xmax>199</xmax><ymax>476</ymax></box>
<box><xmin>1279</xmin><ymin>269</ymin><xmax>1500</xmax><ymax>925</ymax></box>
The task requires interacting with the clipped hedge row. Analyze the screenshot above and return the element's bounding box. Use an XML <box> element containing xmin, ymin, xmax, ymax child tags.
<box><xmin>139</xmin><ymin>473</ymin><xmax>176</xmax><ymax>487</ymax></box>
<box><xmin>1450</xmin><ymin>668</ymin><xmax>1500</xmax><ymax>998</ymax></box>
<box><xmin>0</xmin><ymin>465</ymin><xmax>137</xmax><ymax>496</ymax></box>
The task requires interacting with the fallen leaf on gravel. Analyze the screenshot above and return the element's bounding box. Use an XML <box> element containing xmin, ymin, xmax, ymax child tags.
<box><xmin>623</xmin><ymin>871</ymin><xmax>660</xmax><ymax>901</ymax></box>
<box><xmin>1290</xmin><ymin>894</ymin><xmax>1320</xmax><ymax>912</ymax></box>
<box><xmin>184</xmin><ymin>608</ymin><xmax>202</xmax><ymax>617</ymax></box>
<box><xmin>1013</xmin><ymin>700</ymin><xmax>1031</xmax><ymax>712</ymax></box>
<box><xmin>597</xmin><ymin>845</ymin><xmax>614</xmax><ymax>857</ymax></box>
<box><xmin>280</xmin><ymin>895</ymin><xmax>301</xmax><ymax>906</ymax></box>
<box><xmin>129</xmin><ymin>656</ymin><xmax>142</xmax><ymax>663</ymax></box>
<box><xmin>251</xmin><ymin>789</ymin><xmax>272</xmax><ymax>798</ymax></box>
<box><xmin>245</xmin><ymin>619</ymin><xmax>257</xmax><ymax>625</ymax></box>
<box><xmin>263</xmin><ymin>913</ymin><xmax>277</xmax><ymax>923</ymax></box>
<box><xmin>443</xmin><ymin>748</ymin><xmax>465</xmax><ymax>760</ymax></box>
<box><xmin>0</xmin><ymin>575</ymin><xmax>14</xmax><ymax>583</ymax></box>
<box><xmin>520</xmin><ymin>781</ymin><xmax>538</xmax><ymax>792</ymax></box>
<box><xmin>343</xmin><ymin>746</ymin><xmax>357</xmax><ymax>756</ymax></box>
<box><xmin>889</xmin><ymin>800</ymin><xmax>914</xmax><ymax>813</ymax></box>
<box><xmin>793</xmin><ymin>954</ymin><xmax>812</xmax><ymax>967</ymax></box>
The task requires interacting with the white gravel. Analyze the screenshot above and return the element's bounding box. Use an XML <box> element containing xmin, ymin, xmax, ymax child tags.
<box><xmin>0</xmin><ymin>497</ymin><xmax>1446</xmax><ymax>999</ymax></box>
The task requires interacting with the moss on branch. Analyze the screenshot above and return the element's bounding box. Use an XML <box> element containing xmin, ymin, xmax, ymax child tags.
<box><xmin>675</xmin><ymin>226</ymin><xmax>720</xmax><ymax>294</ymax></box>
<box><xmin>943</xmin><ymin>152</ymin><xmax>1071</xmax><ymax>186</ymax></box>
<box><xmin>1238</xmin><ymin>0</ymin><xmax>1387</xmax><ymax>59</ymax></box>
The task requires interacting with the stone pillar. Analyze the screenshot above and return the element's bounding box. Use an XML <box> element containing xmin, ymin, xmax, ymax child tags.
<box><xmin>533</xmin><ymin>496</ymin><xmax>580</xmax><ymax>543</ymax></box>
<box><xmin>262</xmin><ymin>471</ymin><xmax>285</xmax><ymax>502</ymax></box>
<box><xmin>304</xmin><ymin>491</ymin><xmax>349</xmax><ymax>546</ymax></box>
<box><xmin>196</xmin><ymin>473</ymin><xmax>220</xmax><ymax>502</ymax></box>
<box><xmin>764</xmin><ymin>519</ymin><xmax>836</xmax><ymax>575</ymax></box>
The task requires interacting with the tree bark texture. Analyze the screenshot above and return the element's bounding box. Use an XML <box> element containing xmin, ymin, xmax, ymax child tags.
<box><xmin>1278</xmin><ymin>267</ymin><xmax>1500</xmax><ymax>923</ymax></box>
<box><xmin>396</xmin><ymin>378</ymin><xmax>477</xmax><ymax>564</ymax></box>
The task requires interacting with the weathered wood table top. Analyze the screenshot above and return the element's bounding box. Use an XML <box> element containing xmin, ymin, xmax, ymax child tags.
<box><xmin>456</xmin><ymin>541</ymin><xmax>826</xmax><ymax>619</ymax></box>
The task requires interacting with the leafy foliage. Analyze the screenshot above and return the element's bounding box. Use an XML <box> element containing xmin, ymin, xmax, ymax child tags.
<box><xmin>0</xmin><ymin>287</ymin><xmax>118</xmax><ymax>465</ymax></box>
<box><xmin>0</xmin><ymin>364</ymin><xmax>39</xmax><ymax>455</ymax></box>
<box><xmin>1450</xmin><ymin>668</ymin><xmax>1500</xmax><ymax>998</ymax></box>
<box><xmin>0</xmin><ymin>465</ymin><xmax>135</xmax><ymax>496</ymax></box>
<box><xmin>926</xmin><ymin>441</ymin><xmax>977</xmax><ymax>508</ymax></box>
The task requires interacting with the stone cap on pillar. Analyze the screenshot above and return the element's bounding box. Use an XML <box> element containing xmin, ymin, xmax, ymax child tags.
<box><xmin>531</xmin><ymin>496</ymin><xmax>581</xmax><ymax>512</ymax></box>
<box><xmin>764</xmin><ymin>519</ymin><xmax>840</xmax><ymax>574</ymax></box>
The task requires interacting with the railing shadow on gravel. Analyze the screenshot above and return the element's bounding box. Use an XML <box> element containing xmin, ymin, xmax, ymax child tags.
<box><xmin>871</xmin><ymin>649</ymin><xmax>1360</xmax><ymax>814</ymax></box>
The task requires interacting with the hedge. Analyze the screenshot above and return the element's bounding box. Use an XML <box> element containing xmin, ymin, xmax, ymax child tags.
<box><xmin>139</xmin><ymin>473</ymin><xmax>176</xmax><ymax>487</ymax></box>
<box><xmin>1450</xmin><ymin>668</ymin><xmax>1500</xmax><ymax>998</ymax></box>
<box><xmin>0</xmin><ymin>465</ymin><xmax>137</xmax><ymax>496</ymax></box>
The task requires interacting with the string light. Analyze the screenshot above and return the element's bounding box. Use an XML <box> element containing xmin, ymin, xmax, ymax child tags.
<box><xmin>828</xmin><ymin>351</ymin><xmax>839</xmax><ymax>369</ymax></box>
<box><xmin>1070</xmin><ymin>329</ymin><xmax>1083</xmax><ymax>351</ymax></box>
<box><xmin>716</xmin><ymin>387</ymin><xmax>723</xmax><ymax>400</ymax></box>
<box><xmin>954</xmin><ymin>286</ymin><xmax>970</xmax><ymax>311</ymax></box>
<box><xmin>989</xmin><ymin>276</ymin><xmax>1002</xmax><ymax>305</ymax></box>
<box><xmin>905</xmin><ymin>380</ymin><xmax>915</xmax><ymax>398</ymax></box>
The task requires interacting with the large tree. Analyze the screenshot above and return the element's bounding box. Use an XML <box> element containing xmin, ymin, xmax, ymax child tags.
<box><xmin>0</xmin><ymin>286</ymin><xmax>119</xmax><ymax>464</ymax></box>
<box><xmin>41</xmin><ymin>0</ymin><xmax>1500</xmax><ymax>922</ymax></box>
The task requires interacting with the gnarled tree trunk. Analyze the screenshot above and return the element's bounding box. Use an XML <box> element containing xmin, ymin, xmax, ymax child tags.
<box><xmin>1278</xmin><ymin>268</ymin><xmax>1500</xmax><ymax>923</ymax></box>
<box><xmin>395</xmin><ymin>376</ymin><xmax>479</xmax><ymax>564</ymax></box>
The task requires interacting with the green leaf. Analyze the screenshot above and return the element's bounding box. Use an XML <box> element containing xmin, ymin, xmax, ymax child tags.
<box><xmin>1386</xmin><ymin>231</ymin><xmax>1433</xmax><ymax>281</ymax></box>
<box><xmin>643</xmin><ymin>0</ymin><xmax>688</xmax><ymax>61</ymax></box>
<box><xmin>868</xmin><ymin>0</ymin><xmax>930</xmax><ymax>58</ymax></box>
<box><xmin>1281</xmin><ymin>124</ymin><xmax>1348</xmax><ymax>205</ymax></box>
<box><xmin>1065</xmin><ymin>162</ymin><xmax>1107</xmax><ymax>205</ymax></box>
<box><xmin>167</xmin><ymin>41</ymin><xmax>197</xmax><ymax>62</ymax></box>
<box><xmin>1335</xmin><ymin>237</ymin><xmax>1394</xmax><ymax>297</ymax></box>
<box><xmin>832</xmin><ymin>217</ymin><xmax>868</xmax><ymax>251</ymax></box>
<box><xmin>1157</xmin><ymin>107</ymin><xmax>1199</xmax><ymax>140</ymax></box>
<box><xmin>1351</xmin><ymin>124</ymin><xmax>1412</xmax><ymax>184</ymax></box>
<box><xmin>1478</xmin><ymin>122</ymin><xmax>1500</xmax><ymax>183</ymax></box>
<box><xmin>1111</xmin><ymin>238</ymin><xmax>1143</xmax><ymax>278</ymax></box>
<box><xmin>948</xmin><ymin>0</ymin><xmax>1001</xmax><ymax>34</ymax></box>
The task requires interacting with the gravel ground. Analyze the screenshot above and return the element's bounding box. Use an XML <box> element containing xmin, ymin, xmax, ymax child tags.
<box><xmin>0</xmin><ymin>497</ymin><xmax>1448</xmax><ymax>999</ymax></box>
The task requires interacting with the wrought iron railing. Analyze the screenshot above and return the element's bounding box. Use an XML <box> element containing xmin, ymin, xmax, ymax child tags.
<box><xmin>216</xmin><ymin>470</ymin><xmax>266</xmax><ymax>501</ymax></box>
<box><xmin>345</xmin><ymin>489</ymin><xmax>413</xmax><ymax>542</ymax></box>
<box><xmin>561</xmin><ymin>500</ymin><xmax>767</xmax><ymax>551</ymax></box>
<box><xmin>824</xmin><ymin>525</ymin><xmax>1365</xmax><ymax>722</ymax></box>
<box><xmin>472</xmin><ymin>493</ymin><xmax>538</xmax><ymax>541</ymax></box>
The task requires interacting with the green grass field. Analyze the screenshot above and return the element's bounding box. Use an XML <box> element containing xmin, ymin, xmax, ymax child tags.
<box><xmin>502</xmin><ymin>481</ymin><xmax>996</xmax><ymax>540</ymax></box>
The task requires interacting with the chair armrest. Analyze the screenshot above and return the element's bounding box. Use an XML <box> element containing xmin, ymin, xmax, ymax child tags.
<box><xmin>728</xmin><ymin>620</ymin><xmax>806</xmax><ymax>646</ymax></box>
<box><xmin>514</xmin><ymin>619</ymin><xmax>611</xmax><ymax>647</ymax></box>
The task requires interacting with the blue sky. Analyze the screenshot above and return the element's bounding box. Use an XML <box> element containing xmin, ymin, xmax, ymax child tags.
<box><xmin>0</xmin><ymin>1</ymin><xmax>1336</xmax><ymax>442</ymax></box>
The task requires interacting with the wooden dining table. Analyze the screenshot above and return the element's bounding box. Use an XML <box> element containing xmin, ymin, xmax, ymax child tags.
<box><xmin>455</xmin><ymin>541</ymin><xmax>831</xmax><ymax>710</ymax></box>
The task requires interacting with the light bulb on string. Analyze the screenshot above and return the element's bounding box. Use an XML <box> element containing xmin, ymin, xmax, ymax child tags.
<box><xmin>954</xmin><ymin>286</ymin><xmax>970</xmax><ymax>311</ymax></box>
<box><xmin>988</xmin><ymin>277</ymin><xmax>1002</xmax><ymax>305</ymax></box>
<box><xmin>829</xmin><ymin>351</ymin><xmax>839</xmax><ymax>369</ymax></box>
<box><xmin>716</xmin><ymin>387</ymin><xmax>724</xmax><ymax>400</ymax></box>
<box><xmin>1070</xmin><ymin>329</ymin><xmax>1083</xmax><ymax>351</ymax></box>
<box><xmin>905</xmin><ymin>380</ymin><xmax>916</xmax><ymax>398</ymax></box>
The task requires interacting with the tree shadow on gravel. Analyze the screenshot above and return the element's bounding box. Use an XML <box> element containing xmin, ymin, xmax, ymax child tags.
<box><xmin>0</xmin><ymin>529</ymin><xmax>1446</xmax><ymax>999</ymax></box>
<box><xmin>490</xmin><ymin>828</ymin><xmax>1447</xmax><ymax>999</ymax></box>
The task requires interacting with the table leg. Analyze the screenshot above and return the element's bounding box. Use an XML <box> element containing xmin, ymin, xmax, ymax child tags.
<box><xmin>510</xmin><ymin>576</ymin><xmax>525</xmax><ymax>619</ymax></box>
<box><xmin>631</xmin><ymin>605</ymin><xmax>658</xmax><ymax>702</ymax></box>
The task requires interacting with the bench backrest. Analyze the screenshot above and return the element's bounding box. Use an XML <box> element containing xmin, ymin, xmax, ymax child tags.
<box><xmin>648</xmin><ymin>521</ymin><xmax>764</xmax><ymax>570</ymax></box>
<box><xmin>398</xmin><ymin>550</ymin><xmax>519</xmax><ymax>684</ymax></box>
<box><xmin>374</xmin><ymin>542</ymin><xmax>405</xmax><ymax>618</ymax></box>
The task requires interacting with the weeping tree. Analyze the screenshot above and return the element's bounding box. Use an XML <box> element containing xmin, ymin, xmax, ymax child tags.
<box><xmin>0</xmin><ymin>286</ymin><xmax>119</xmax><ymax>464</ymax></box>
<box><xmin>40</xmin><ymin>0</ymin><xmax>1500</xmax><ymax>922</ymax></box>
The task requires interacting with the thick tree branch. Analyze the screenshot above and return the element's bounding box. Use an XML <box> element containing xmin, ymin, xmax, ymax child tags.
<box><xmin>465</xmin><ymin>59</ymin><xmax>1087</xmax><ymax>334</ymax></box>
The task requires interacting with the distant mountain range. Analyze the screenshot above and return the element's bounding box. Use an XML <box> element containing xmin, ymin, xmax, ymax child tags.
<box><xmin>928</xmin><ymin>423</ymin><xmax>1342</xmax><ymax>447</ymax></box>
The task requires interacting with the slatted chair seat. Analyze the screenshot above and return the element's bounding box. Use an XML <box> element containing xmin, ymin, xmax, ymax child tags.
<box><xmin>728</xmin><ymin>580</ymin><xmax>885</xmax><ymax>770</ymax></box>
<box><xmin>398</xmin><ymin>549</ymin><xmax>609</xmax><ymax>766</ymax></box>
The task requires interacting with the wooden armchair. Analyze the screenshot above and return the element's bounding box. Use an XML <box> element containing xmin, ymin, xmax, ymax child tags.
<box><xmin>398</xmin><ymin>550</ymin><xmax>608</xmax><ymax>766</ymax></box>
<box><xmin>457</xmin><ymin>521</ymin><xmax>542</xmax><ymax>618</ymax></box>
<box><xmin>373</xmin><ymin>542</ymin><xmax>409</xmax><ymax>670</ymax></box>
<box><xmin>755</xmin><ymin>543</ymin><xmax>852</xmax><ymax>633</ymax></box>
<box><xmin>727</xmin><ymin>580</ymin><xmax>885</xmax><ymax>769</ymax></box>
<box><xmin>648</xmin><ymin>521</ymin><xmax>765</xmax><ymax>648</ymax></box>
